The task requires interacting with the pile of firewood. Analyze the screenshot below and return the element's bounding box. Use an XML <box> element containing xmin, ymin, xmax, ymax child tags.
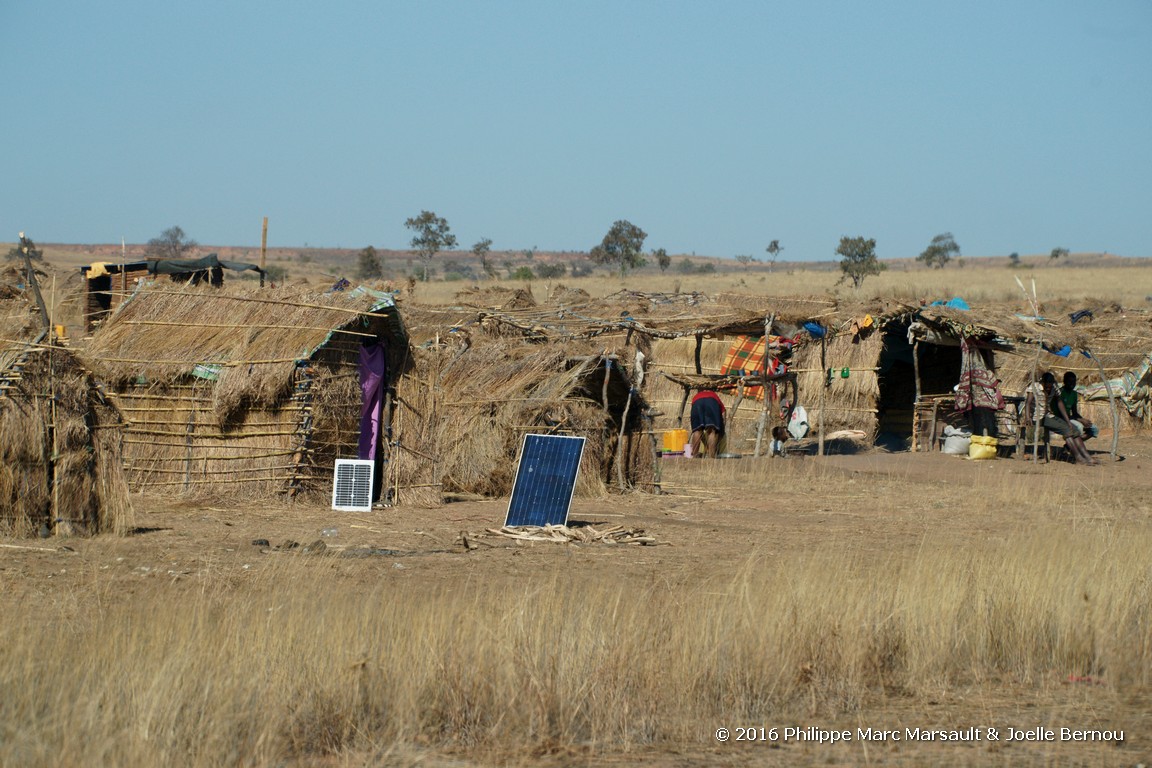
<box><xmin>459</xmin><ymin>524</ymin><xmax>665</xmax><ymax>548</ymax></box>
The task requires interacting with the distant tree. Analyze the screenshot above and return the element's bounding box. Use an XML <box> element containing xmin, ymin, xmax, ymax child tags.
<box><xmin>404</xmin><ymin>210</ymin><xmax>457</xmax><ymax>282</ymax></box>
<box><xmin>836</xmin><ymin>236</ymin><xmax>885</xmax><ymax>289</ymax></box>
<box><xmin>589</xmin><ymin>220</ymin><xmax>647</xmax><ymax>278</ymax></box>
<box><xmin>523</xmin><ymin>247</ymin><xmax>536</xmax><ymax>261</ymax></box>
<box><xmin>510</xmin><ymin>266</ymin><xmax>535</xmax><ymax>281</ymax></box>
<box><xmin>676</xmin><ymin>257</ymin><xmax>698</xmax><ymax>274</ymax></box>
<box><xmin>765</xmin><ymin>240</ymin><xmax>783</xmax><ymax>272</ymax></box>
<box><xmin>1007</xmin><ymin>252</ymin><xmax>1021</xmax><ymax>268</ymax></box>
<box><xmin>541</xmin><ymin>262</ymin><xmax>569</xmax><ymax>279</ymax></box>
<box><xmin>653</xmin><ymin>247</ymin><xmax>671</xmax><ymax>273</ymax></box>
<box><xmin>265</xmin><ymin>264</ymin><xmax>289</xmax><ymax>283</ymax></box>
<box><xmin>1050</xmin><ymin>246</ymin><xmax>1070</xmax><ymax>261</ymax></box>
<box><xmin>472</xmin><ymin>238</ymin><xmax>495</xmax><ymax>279</ymax></box>
<box><xmin>442</xmin><ymin>259</ymin><xmax>474</xmax><ymax>281</ymax></box>
<box><xmin>356</xmin><ymin>245</ymin><xmax>382</xmax><ymax>279</ymax></box>
<box><xmin>734</xmin><ymin>254</ymin><xmax>755</xmax><ymax>270</ymax></box>
<box><xmin>145</xmin><ymin>226</ymin><xmax>197</xmax><ymax>261</ymax></box>
<box><xmin>5</xmin><ymin>232</ymin><xmax>43</xmax><ymax>262</ymax></box>
<box><xmin>917</xmin><ymin>232</ymin><xmax>961</xmax><ymax>269</ymax></box>
<box><xmin>570</xmin><ymin>260</ymin><xmax>594</xmax><ymax>278</ymax></box>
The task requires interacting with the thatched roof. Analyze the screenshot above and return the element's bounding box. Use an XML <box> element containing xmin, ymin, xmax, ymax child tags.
<box><xmin>83</xmin><ymin>283</ymin><xmax>406</xmax><ymax>404</ymax></box>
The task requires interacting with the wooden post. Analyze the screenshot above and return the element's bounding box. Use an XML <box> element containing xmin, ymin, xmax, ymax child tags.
<box><xmin>912</xmin><ymin>339</ymin><xmax>922</xmax><ymax>404</ymax></box>
<box><xmin>259</xmin><ymin>217</ymin><xmax>269</xmax><ymax>288</ymax></box>
<box><xmin>754</xmin><ymin>313</ymin><xmax>775</xmax><ymax>457</ymax></box>
<box><xmin>694</xmin><ymin>333</ymin><xmax>703</xmax><ymax>375</ymax></box>
<box><xmin>676</xmin><ymin>385</ymin><xmax>690</xmax><ymax>427</ymax></box>
<box><xmin>818</xmin><ymin>335</ymin><xmax>826</xmax><ymax>457</ymax></box>
<box><xmin>184</xmin><ymin>407</ymin><xmax>196</xmax><ymax>491</ymax></box>
<box><xmin>1086</xmin><ymin>347</ymin><xmax>1121</xmax><ymax>461</ymax></box>
<box><xmin>1029</xmin><ymin>335</ymin><xmax>1044</xmax><ymax>463</ymax></box>
<box><xmin>49</xmin><ymin>336</ymin><xmax>59</xmax><ymax>535</ymax></box>
<box><xmin>121</xmin><ymin>237</ymin><xmax>128</xmax><ymax>304</ymax></box>
<box><xmin>928</xmin><ymin>400</ymin><xmax>939</xmax><ymax>452</ymax></box>
<box><xmin>616</xmin><ymin>387</ymin><xmax>633</xmax><ymax>489</ymax></box>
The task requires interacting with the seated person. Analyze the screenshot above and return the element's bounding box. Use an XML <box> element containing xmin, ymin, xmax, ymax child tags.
<box><xmin>1040</xmin><ymin>372</ymin><xmax>1097</xmax><ymax>465</ymax></box>
<box><xmin>1061</xmin><ymin>371</ymin><xmax>1098</xmax><ymax>439</ymax></box>
<box><xmin>770</xmin><ymin>425</ymin><xmax>789</xmax><ymax>457</ymax></box>
<box><xmin>688</xmin><ymin>389</ymin><xmax>726</xmax><ymax>459</ymax></box>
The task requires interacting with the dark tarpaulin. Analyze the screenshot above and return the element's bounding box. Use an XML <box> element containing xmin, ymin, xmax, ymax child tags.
<box><xmin>147</xmin><ymin>253</ymin><xmax>263</xmax><ymax>275</ymax></box>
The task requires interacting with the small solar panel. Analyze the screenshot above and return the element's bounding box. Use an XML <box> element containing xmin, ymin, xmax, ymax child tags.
<box><xmin>505</xmin><ymin>434</ymin><xmax>586</xmax><ymax>527</ymax></box>
<box><xmin>332</xmin><ymin>459</ymin><xmax>374</xmax><ymax>512</ymax></box>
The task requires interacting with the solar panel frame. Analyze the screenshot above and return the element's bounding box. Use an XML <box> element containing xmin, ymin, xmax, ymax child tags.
<box><xmin>504</xmin><ymin>434</ymin><xmax>586</xmax><ymax>527</ymax></box>
<box><xmin>332</xmin><ymin>459</ymin><xmax>375</xmax><ymax>512</ymax></box>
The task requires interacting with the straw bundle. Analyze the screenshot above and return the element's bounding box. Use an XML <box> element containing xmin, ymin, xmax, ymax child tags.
<box><xmin>0</xmin><ymin>347</ymin><xmax>134</xmax><ymax>536</ymax></box>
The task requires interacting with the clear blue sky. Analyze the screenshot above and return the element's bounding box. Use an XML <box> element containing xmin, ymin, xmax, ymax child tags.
<box><xmin>4</xmin><ymin>0</ymin><xmax>1150</xmax><ymax>261</ymax></box>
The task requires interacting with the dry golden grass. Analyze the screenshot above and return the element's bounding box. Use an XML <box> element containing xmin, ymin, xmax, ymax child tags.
<box><xmin>3</xmin><ymin>447</ymin><xmax>1151</xmax><ymax>766</ymax></box>
<box><xmin>2</xmin><ymin>526</ymin><xmax>1148</xmax><ymax>766</ymax></box>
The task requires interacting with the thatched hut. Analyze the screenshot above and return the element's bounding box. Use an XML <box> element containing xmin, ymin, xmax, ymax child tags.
<box><xmin>0</xmin><ymin>266</ymin><xmax>133</xmax><ymax>536</ymax></box>
<box><xmin>390</xmin><ymin>297</ymin><xmax>657</xmax><ymax>505</ymax></box>
<box><xmin>82</xmin><ymin>283</ymin><xmax>407</xmax><ymax>498</ymax></box>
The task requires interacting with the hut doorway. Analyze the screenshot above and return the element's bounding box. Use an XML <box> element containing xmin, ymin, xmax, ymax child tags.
<box><xmin>876</xmin><ymin>320</ymin><xmax>961</xmax><ymax>446</ymax></box>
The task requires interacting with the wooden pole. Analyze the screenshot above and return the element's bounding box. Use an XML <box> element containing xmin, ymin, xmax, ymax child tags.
<box><xmin>1029</xmin><ymin>334</ymin><xmax>1044</xmax><ymax>463</ymax></box>
<box><xmin>754</xmin><ymin>313</ymin><xmax>775</xmax><ymax>458</ymax></box>
<box><xmin>912</xmin><ymin>339</ymin><xmax>922</xmax><ymax>403</ymax></box>
<box><xmin>928</xmin><ymin>399</ymin><xmax>939</xmax><ymax>452</ymax></box>
<box><xmin>49</xmin><ymin>335</ymin><xmax>59</xmax><ymax>535</ymax></box>
<box><xmin>694</xmin><ymin>333</ymin><xmax>703</xmax><ymax>375</ymax></box>
<box><xmin>121</xmin><ymin>236</ymin><xmax>128</xmax><ymax>301</ymax></box>
<box><xmin>259</xmin><ymin>217</ymin><xmax>269</xmax><ymax>288</ymax></box>
<box><xmin>1086</xmin><ymin>348</ymin><xmax>1120</xmax><ymax>461</ymax></box>
<box><xmin>616</xmin><ymin>387</ymin><xmax>633</xmax><ymax>489</ymax></box>
<box><xmin>818</xmin><ymin>335</ymin><xmax>826</xmax><ymax>457</ymax></box>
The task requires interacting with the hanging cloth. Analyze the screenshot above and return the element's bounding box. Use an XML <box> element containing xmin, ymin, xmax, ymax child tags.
<box><xmin>955</xmin><ymin>337</ymin><xmax>1004</xmax><ymax>412</ymax></box>
<box><xmin>358</xmin><ymin>343</ymin><xmax>387</xmax><ymax>460</ymax></box>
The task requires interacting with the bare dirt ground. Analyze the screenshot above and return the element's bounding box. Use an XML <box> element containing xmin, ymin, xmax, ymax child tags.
<box><xmin>4</xmin><ymin>436</ymin><xmax>1152</xmax><ymax>766</ymax></box>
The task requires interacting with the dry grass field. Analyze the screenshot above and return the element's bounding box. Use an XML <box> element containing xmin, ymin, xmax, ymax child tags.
<box><xmin>2</xmin><ymin>251</ymin><xmax>1152</xmax><ymax>766</ymax></box>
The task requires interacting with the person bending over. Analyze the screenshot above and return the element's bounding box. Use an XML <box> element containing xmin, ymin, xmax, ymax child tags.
<box><xmin>689</xmin><ymin>389</ymin><xmax>726</xmax><ymax>459</ymax></box>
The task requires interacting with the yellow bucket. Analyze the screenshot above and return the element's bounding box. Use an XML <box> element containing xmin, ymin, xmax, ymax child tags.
<box><xmin>969</xmin><ymin>434</ymin><xmax>998</xmax><ymax>460</ymax></box>
<box><xmin>662</xmin><ymin>429</ymin><xmax>688</xmax><ymax>453</ymax></box>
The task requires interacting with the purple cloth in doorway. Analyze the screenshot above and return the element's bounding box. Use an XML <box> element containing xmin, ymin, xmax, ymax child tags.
<box><xmin>358</xmin><ymin>344</ymin><xmax>387</xmax><ymax>460</ymax></box>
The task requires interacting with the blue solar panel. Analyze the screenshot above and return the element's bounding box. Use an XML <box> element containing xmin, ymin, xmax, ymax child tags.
<box><xmin>505</xmin><ymin>434</ymin><xmax>586</xmax><ymax>527</ymax></box>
